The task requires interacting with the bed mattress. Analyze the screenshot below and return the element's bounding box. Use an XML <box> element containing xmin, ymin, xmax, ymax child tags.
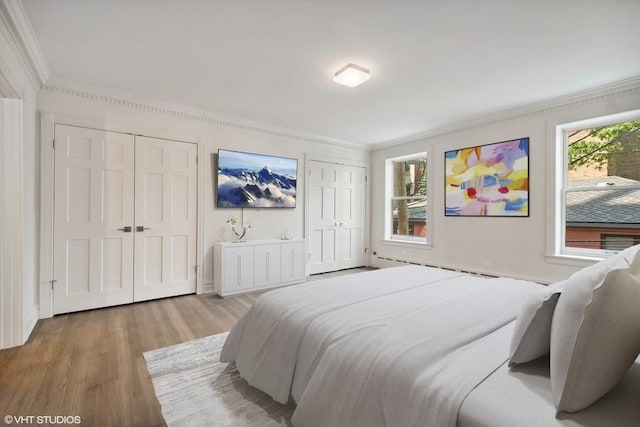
<box><xmin>460</xmin><ymin>353</ymin><xmax>640</xmax><ymax>427</ymax></box>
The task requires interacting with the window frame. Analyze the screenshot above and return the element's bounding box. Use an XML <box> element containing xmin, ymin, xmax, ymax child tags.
<box><xmin>553</xmin><ymin>109</ymin><xmax>640</xmax><ymax>259</ymax></box>
<box><xmin>384</xmin><ymin>152</ymin><xmax>429</xmax><ymax>245</ymax></box>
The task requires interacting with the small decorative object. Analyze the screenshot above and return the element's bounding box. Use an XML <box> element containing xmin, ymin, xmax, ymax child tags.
<box><xmin>445</xmin><ymin>137</ymin><xmax>529</xmax><ymax>217</ymax></box>
<box><xmin>281</xmin><ymin>228</ymin><xmax>290</xmax><ymax>240</ymax></box>
<box><xmin>226</xmin><ymin>215</ymin><xmax>251</xmax><ymax>241</ymax></box>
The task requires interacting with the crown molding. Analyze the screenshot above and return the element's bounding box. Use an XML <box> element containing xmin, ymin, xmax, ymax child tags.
<box><xmin>372</xmin><ymin>75</ymin><xmax>640</xmax><ymax>151</ymax></box>
<box><xmin>40</xmin><ymin>75</ymin><xmax>640</xmax><ymax>153</ymax></box>
<box><xmin>0</xmin><ymin>0</ymin><xmax>49</xmax><ymax>88</ymax></box>
<box><xmin>41</xmin><ymin>79</ymin><xmax>370</xmax><ymax>152</ymax></box>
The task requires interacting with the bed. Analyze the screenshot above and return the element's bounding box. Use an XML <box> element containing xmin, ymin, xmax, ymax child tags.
<box><xmin>220</xmin><ymin>248</ymin><xmax>640</xmax><ymax>427</ymax></box>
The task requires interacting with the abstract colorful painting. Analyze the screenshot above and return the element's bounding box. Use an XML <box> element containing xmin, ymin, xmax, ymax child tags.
<box><xmin>445</xmin><ymin>137</ymin><xmax>529</xmax><ymax>216</ymax></box>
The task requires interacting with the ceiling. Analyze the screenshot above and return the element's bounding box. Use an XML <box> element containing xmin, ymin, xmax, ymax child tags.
<box><xmin>21</xmin><ymin>0</ymin><xmax>640</xmax><ymax>146</ymax></box>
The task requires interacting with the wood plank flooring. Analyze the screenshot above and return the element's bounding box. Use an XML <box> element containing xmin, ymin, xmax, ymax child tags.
<box><xmin>0</xmin><ymin>268</ymin><xmax>373</xmax><ymax>426</ymax></box>
<box><xmin>0</xmin><ymin>292</ymin><xmax>258</xmax><ymax>427</ymax></box>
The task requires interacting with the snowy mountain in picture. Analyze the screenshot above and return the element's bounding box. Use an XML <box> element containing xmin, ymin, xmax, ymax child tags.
<box><xmin>217</xmin><ymin>150</ymin><xmax>297</xmax><ymax>208</ymax></box>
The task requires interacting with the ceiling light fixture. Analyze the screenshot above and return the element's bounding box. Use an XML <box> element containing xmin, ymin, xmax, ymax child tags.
<box><xmin>333</xmin><ymin>63</ymin><xmax>371</xmax><ymax>88</ymax></box>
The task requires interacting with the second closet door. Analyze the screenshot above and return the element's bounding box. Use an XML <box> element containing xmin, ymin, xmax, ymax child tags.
<box><xmin>307</xmin><ymin>160</ymin><xmax>366</xmax><ymax>274</ymax></box>
<box><xmin>133</xmin><ymin>136</ymin><xmax>198</xmax><ymax>302</ymax></box>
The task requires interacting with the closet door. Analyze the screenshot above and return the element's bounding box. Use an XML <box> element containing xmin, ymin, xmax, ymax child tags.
<box><xmin>133</xmin><ymin>136</ymin><xmax>198</xmax><ymax>301</ymax></box>
<box><xmin>307</xmin><ymin>160</ymin><xmax>366</xmax><ymax>274</ymax></box>
<box><xmin>337</xmin><ymin>165</ymin><xmax>366</xmax><ymax>270</ymax></box>
<box><xmin>53</xmin><ymin>125</ymin><xmax>135</xmax><ymax>314</ymax></box>
<box><xmin>308</xmin><ymin>161</ymin><xmax>339</xmax><ymax>274</ymax></box>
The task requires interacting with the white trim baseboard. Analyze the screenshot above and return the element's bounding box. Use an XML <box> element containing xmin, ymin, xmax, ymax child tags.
<box><xmin>370</xmin><ymin>255</ymin><xmax>550</xmax><ymax>285</ymax></box>
<box><xmin>23</xmin><ymin>303</ymin><xmax>38</xmax><ymax>341</ymax></box>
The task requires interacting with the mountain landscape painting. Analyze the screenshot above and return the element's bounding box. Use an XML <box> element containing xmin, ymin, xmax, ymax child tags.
<box><xmin>217</xmin><ymin>149</ymin><xmax>298</xmax><ymax>208</ymax></box>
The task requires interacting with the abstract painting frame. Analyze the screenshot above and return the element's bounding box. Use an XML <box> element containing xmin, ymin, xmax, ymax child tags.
<box><xmin>444</xmin><ymin>137</ymin><xmax>529</xmax><ymax>217</ymax></box>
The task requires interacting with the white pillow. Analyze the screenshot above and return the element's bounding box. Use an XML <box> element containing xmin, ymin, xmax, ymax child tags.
<box><xmin>509</xmin><ymin>287</ymin><xmax>561</xmax><ymax>367</ymax></box>
<box><xmin>550</xmin><ymin>248</ymin><xmax>640</xmax><ymax>413</ymax></box>
<box><xmin>509</xmin><ymin>287</ymin><xmax>560</xmax><ymax>367</ymax></box>
<box><xmin>550</xmin><ymin>244</ymin><xmax>640</xmax><ymax>291</ymax></box>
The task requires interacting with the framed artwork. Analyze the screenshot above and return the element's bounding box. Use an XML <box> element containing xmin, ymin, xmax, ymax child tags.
<box><xmin>445</xmin><ymin>137</ymin><xmax>529</xmax><ymax>217</ymax></box>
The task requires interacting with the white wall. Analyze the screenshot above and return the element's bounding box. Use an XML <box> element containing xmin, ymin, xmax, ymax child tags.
<box><xmin>37</xmin><ymin>87</ymin><xmax>370</xmax><ymax>291</ymax></box>
<box><xmin>0</xmin><ymin>4</ymin><xmax>40</xmax><ymax>347</ymax></box>
<box><xmin>370</xmin><ymin>80</ymin><xmax>640</xmax><ymax>284</ymax></box>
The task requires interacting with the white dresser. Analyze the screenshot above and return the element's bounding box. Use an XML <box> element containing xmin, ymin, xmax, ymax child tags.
<box><xmin>213</xmin><ymin>239</ymin><xmax>306</xmax><ymax>297</ymax></box>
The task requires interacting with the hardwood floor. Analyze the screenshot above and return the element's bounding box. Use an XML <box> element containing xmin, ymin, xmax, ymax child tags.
<box><xmin>0</xmin><ymin>292</ymin><xmax>259</xmax><ymax>427</ymax></box>
<box><xmin>0</xmin><ymin>267</ymin><xmax>373</xmax><ymax>426</ymax></box>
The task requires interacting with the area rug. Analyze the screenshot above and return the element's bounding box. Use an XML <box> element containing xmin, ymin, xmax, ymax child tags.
<box><xmin>143</xmin><ymin>332</ymin><xmax>294</xmax><ymax>427</ymax></box>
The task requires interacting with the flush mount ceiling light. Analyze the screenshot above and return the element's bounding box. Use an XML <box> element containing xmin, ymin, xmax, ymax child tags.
<box><xmin>333</xmin><ymin>63</ymin><xmax>371</xmax><ymax>88</ymax></box>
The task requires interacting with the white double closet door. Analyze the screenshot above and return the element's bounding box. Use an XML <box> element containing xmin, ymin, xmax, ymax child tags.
<box><xmin>307</xmin><ymin>160</ymin><xmax>366</xmax><ymax>274</ymax></box>
<box><xmin>53</xmin><ymin>124</ymin><xmax>197</xmax><ymax>314</ymax></box>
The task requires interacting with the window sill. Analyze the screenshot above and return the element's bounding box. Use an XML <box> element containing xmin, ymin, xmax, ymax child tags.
<box><xmin>382</xmin><ymin>238</ymin><xmax>431</xmax><ymax>248</ymax></box>
<box><xmin>545</xmin><ymin>253</ymin><xmax>601</xmax><ymax>268</ymax></box>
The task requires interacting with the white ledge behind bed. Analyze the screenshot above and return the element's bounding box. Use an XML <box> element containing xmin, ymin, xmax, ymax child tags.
<box><xmin>371</xmin><ymin>254</ymin><xmax>550</xmax><ymax>285</ymax></box>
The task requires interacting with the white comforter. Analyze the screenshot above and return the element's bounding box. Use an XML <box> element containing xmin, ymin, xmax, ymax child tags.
<box><xmin>220</xmin><ymin>265</ymin><xmax>544</xmax><ymax>427</ymax></box>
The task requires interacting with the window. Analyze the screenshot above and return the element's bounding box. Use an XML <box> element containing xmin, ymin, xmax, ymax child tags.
<box><xmin>602</xmin><ymin>235</ymin><xmax>640</xmax><ymax>251</ymax></box>
<box><xmin>385</xmin><ymin>153</ymin><xmax>427</xmax><ymax>243</ymax></box>
<box><xmin>557</xmin><ymin>111</ymin><xmax>640</xmax><ymax>256</ymax></box>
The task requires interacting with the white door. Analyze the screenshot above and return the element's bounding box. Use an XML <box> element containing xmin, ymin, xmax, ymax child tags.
<box><xmin>133</xmin><ymin>136</ymin><xmax>198</xmax><ymax>301</ymax></box>
<box><xmin>308</xmin><ymin>161</ymin><xmax>339</xmax><ymax>274</ymax></box>
<box><xmin>53</xmin><ymin>125</ymin><xmax>135</xmax><ymax>314</ymax></box>
<box><xmin>337</xmin><ymin>165</ymin><xmax>366</xmax><ymax>269</ymax></box>
<box><xmin>307</xmin><ymin>160</ymin><xmax>366</xmax><ymax>274</ymax></box>
<box><xmin>53</xmin><ymin>126</ymin><xmax>198</xmax><ymax>314</ymax></box>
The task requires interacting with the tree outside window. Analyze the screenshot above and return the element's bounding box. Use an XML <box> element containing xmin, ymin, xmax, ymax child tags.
<box><xmin>562</xmin><ymin>117</ymin><xmax>640</xmax><ymax>253</ymax></box>
<box><xmin>387</xmin><ymin>154</ymin><xmax>427</xmax><ymax>241</ymax></box>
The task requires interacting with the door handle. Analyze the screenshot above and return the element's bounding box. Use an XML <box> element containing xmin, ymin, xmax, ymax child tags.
<box><xmin>136</xmin><ymin>226</ymin><xmax>151</xmax><ymax>232</ymax></box>
<box><xmin>118</xmin><ymin>226</ymin><xmax>132</xmax><ymax>232</ymax></box>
